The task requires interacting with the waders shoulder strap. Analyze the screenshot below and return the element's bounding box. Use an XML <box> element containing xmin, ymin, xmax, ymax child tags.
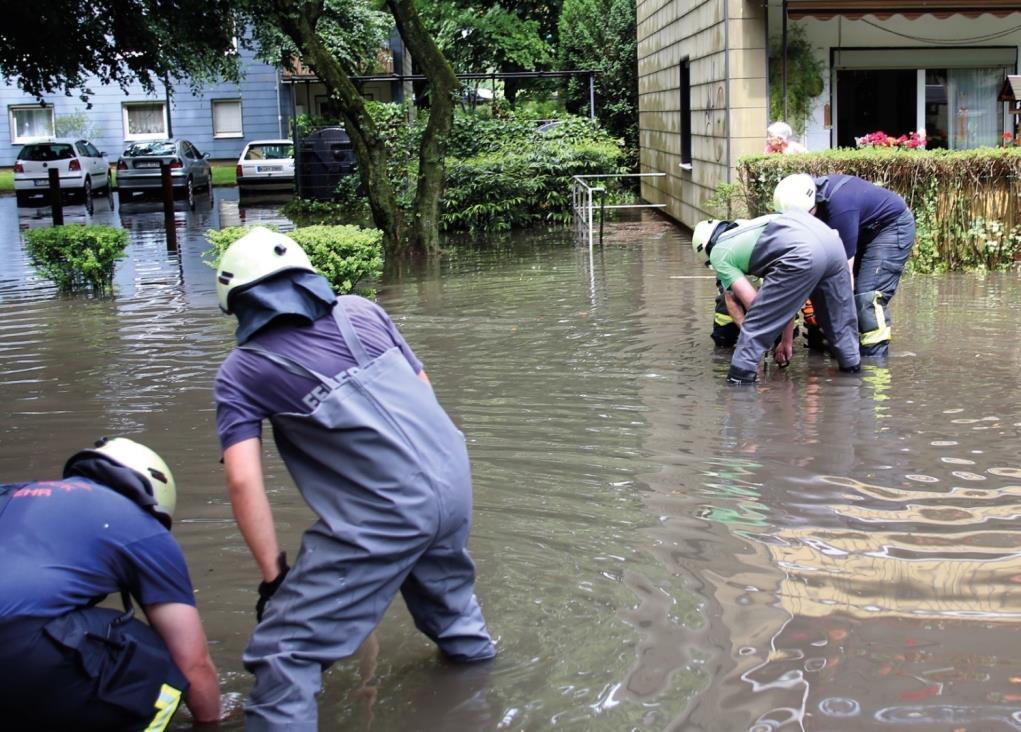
<box><xmin>239</xmin><ymin>343</ymin><xmax>339</xmax><ymax>388</ymax></box>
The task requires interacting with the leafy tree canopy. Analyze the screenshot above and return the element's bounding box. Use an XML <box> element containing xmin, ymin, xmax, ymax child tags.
<box><xmin>0</xmin><ymin>0</ymin><xmax>242</xmax><ymax>100</ymax></box>
<box><xmin>250</xmin><ymin>0</ymin><xmax>392</xmax><ymax>76</ymax></box>
<box><xmin>418</xmin><ymin>1</ymin><xmax>551</xmax><ymax>73</ymax></box>
<box><xmin>558</xmin><ymin>0</ymin><xmax>637</xmax><ymax>147</ymax></box>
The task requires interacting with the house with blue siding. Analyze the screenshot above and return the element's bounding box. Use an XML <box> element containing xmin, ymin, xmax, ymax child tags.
<box><xmin>0</xmin><ymin>45</ymin><xmax>288</xmax><ymax>167</ymax></box>
<box><xmin>1</xmin><ymin>31</ymin><xmax>412</xmax><ymax>168</ymax></box>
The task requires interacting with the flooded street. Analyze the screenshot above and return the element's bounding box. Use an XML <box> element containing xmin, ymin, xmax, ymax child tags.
<box><xmin>2</xmin><ymin>190</ymin><xmax>1021</xmax><ymax>731</ymax></box>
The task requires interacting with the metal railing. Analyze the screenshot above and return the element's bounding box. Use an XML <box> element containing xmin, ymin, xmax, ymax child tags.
<box><xmin>571</xmin><ymin>173</ymin><xmax>667</xmax><ymax>247</ymax></box>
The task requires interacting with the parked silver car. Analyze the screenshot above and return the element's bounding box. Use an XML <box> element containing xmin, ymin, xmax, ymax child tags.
<box><xmin>116</xmin><ymin>139</ymin><xmax>212</xmax><ymax>207</ymax></box>
<box><xmin>14</xmin><ymin>139</ymin><xmax>112</xmax><ymax>206</ymax></box>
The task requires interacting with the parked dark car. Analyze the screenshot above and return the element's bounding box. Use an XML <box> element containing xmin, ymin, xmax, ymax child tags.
<box><xmin>116</xmin><ymin>139</ymin><xmax>212</xmax><ymax>208</ymax></box>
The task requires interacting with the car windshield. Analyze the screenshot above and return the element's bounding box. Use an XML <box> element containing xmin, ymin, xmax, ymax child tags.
<box><xmin>125</xmin><ymin>141</ymin><xmax>177</xmax><ymax>157</ymax></box>
<box><xmin>17</xmin><ymin>144</ymin><xmax>75</xmax><ymax>161</ymax></box>
<box><xmin>245</xmin><ymin>144</ymin><xmax>293</xmax><ymax>161</ymax></box>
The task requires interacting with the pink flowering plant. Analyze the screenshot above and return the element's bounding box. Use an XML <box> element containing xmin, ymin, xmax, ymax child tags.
<box><xmin>1002</xmin><ymin>132</ymin><xmax>1021</xmax><ymax>147</ymax></box>
<box><xmin>855</xmin><ymin>130</ymin><xmax>927</xmax><ymax>149</ymax></box>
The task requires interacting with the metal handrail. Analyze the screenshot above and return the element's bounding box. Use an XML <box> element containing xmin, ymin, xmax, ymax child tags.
<box><xmin>571</xmin><ymin>172</ymin><xmax>666</xmax><ymax>248</ymax></box>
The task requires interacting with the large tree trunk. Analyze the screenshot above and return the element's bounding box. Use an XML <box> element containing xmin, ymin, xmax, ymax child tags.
<box><xmin>273</xmin><ymin>0</ymin><xmax>411</xmax><ymax>256</ymax></box>
<box><xmin>387</xmin><ymin>0</ymin><xmax>457</xmax><ymax>256</ymax></box>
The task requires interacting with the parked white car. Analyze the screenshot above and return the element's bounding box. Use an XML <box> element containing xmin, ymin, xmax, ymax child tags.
<box><xmin>14</xmin><ymin>139</ymin><xmax>112</xmax><ymax>206</ymax></box>
<box><xmin>236</xmin><ymin>139</ymin><xmax>294</xmax><ymax>194</ymax></box>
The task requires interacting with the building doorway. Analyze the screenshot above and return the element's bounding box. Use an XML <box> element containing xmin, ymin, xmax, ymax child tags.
<box><xmin>836</xmin><ymin>69</ymin><xmax>917</xmax><ymax>147</ymax></box>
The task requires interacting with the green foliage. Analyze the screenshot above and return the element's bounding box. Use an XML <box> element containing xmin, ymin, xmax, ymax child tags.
<box><xmin>557</xmin><ymin>0</ymin><xmax>638</xmax><ymax>150</ymax></box>
<box><xmin>251</xmin><ymin>0</ymin><xmax>391</xmax><ymax>75</ymax></box>
<box><xmin>420</xmin><ymin>1</ymin><xmax>552</xmax><ymax>75</ymax></box>
<box><xmin>442</xmin><ymin>140</ymin><xmax>624</xmax><ymax>233</ymax></box>
<box><xmin>205</xmin><ymin>224</ymin><xmax>383</xmax><ymax>294</ymax></box>
<box><xmin>737</xmin><ymin>146</ymin><xmax>1021</xmax><ymax>272</ymax></box>
<box><xmin>768</xmin><ymin>26</ymin><xmax>824</xmax><ymax>136</ymax></box>
<box><xmin>704</xmin><ymin>181</ymin><xmax>751</xmax><ymax>220</ymax></box>
<box><xmin>296</xmin><ymin>105</ymin><xmax>626</xmax><ymax>235</ymax></box>
<box><xmin>24</xmin><ymin>224</ymin><xmax>128</xmax><ymax>293</ymax></box>
<box><xmin>1</xmin><ymin>0</ymin><xmax>239</xmax><ymax>101</ymax></box>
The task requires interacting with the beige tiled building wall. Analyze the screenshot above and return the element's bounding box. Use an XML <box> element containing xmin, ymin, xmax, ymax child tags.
<box><xmin>637</xmin><ymin>0</ymin><xmax>768</xmax><ymax>230</ymax></box>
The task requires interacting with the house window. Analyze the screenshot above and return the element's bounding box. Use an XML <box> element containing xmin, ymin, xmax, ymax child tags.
<box><xmin>834</xmin><ymin>48</ymin><xmax>1014</xmax><ymax>151</ymax></box>
<box><xmin>10</xmin><ymin>105</ymin><xmax>55</xmax><ymax>143</ymax></box>
<box><xmin>212</xmin><ymin>99</ymin><xmax>243</xmax><ymax>138</ymax></box>
<box><xmin>123</xmin><ymin>103</ymin><xmax>167</xmax><ymax>140</ymax></box>
<box><xmin>680</xmin><ymin>59</ymin><xmax>692</xmax><ymax>168</ymax></box>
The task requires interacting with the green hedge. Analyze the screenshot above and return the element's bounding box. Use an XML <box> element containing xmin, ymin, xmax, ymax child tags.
<box><xmin>734</xmin><ymin>147</ymin><xmax>1021</xmax><ymax>272</ymax></box>
<box><xmin>24</xmin><ymin>224</ymin><xmax>128</xmax><ymax>293</ymax></box>
<box><xmin>205</xmin><ymin>225</ymin><xmax>383</xmax><ymax>294</ymax></box>
<box><xmin>292</xmin><ymin>107</ymin><xmax>627</xmax><ymax>235</ymax></box>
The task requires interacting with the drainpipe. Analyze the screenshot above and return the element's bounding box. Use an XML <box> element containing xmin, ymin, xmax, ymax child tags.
<box><xmin>589</xmin><ymin>72</ymin><xmax>596</xmax><ymax>120</ymax></box>
<box><xmin>782</xmin><ymin>0</ymin><xmax>789</xmax><ymax>120</ymax></box>
<box><xmin>724</xmin><ymin>0</ymin><xmax>731</xmax><ymax>183</ymax></box>
<box><xmin>165</xmin><ymin>75</ymin><xmax>174</xmax><ymax>138</ymax></box>
<box><xmin>275</xmin><ymin>68</ymin><xmax>284</xmax><ymax>138</ymax></box>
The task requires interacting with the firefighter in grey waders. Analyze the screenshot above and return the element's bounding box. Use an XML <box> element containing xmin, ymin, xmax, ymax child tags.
<box><xmin>691</xmin><ymin>210</ymin><xmax>861</xmax><ymax>384</ymax></box>
<box><xmin>213</xmin><ymin>228</ymin><xmax>495</xmax><ymax>731</ymax></box>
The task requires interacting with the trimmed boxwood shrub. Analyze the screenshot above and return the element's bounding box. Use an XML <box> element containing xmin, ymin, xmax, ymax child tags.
<box><xmin>24</xmin><ymin>224</ymin><xmax>128</xmax><ymax>294</ymax></box>
<box><xmin>205</xmin><ymin>225</ymin><xmax>383</xmax><ymax>294</ymax></box>
<box><xmin>735</xmin><ymin>146</ymin><xmax>1021</xmax><ymax>272</ymax></box>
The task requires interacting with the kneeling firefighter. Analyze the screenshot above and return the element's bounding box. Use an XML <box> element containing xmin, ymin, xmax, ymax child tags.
<box><xmin>774</xmin><ymin>173</ymin><xmax>916</xmax><ymax>357</ymax></box>
<box><xmin>213</xmin><ymin>228</ymin><xmax>495</xmax><ymax>731</ymax></box>
<box><xmin>691</xmin><ymin>209</ymin><xmax>861</xmax><ymax>384</ymax></box>
<box><xmin>0</xmin><ymin>438</ymin><xmax>221</xmax><ymax>731</ymax></box>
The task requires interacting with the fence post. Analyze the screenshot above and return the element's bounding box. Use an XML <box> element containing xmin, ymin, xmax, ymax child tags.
<box><xmin>48</xmin><ymin>168</ymin><xmax>63</xmax><ymax>226</ymax></box>
<box><xmin>160</xmin><ymin>162</ymin><xmax>177</xmax><ymax>251</ymax></box>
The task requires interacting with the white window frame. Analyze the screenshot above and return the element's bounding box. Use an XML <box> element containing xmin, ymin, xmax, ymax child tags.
<box><xmin>122</xmin><ymin>102</ymin><xmax>168</xmax><ymax>141</ymax></box>
<box><xmin>9</xmin><ymin>104</ymin><xmax>55</xmax><ymax>144</ymax></box>
<box><xmin>212</xmin><ymin>99</ymin><xmax>243</xmax><ymax>139</ymax></box>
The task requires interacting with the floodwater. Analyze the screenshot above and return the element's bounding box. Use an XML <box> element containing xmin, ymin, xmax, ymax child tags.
<box><xmin>2</xmin><ymin>189</ymin><xmax>1021</xmax><ymax>731</ymax></box>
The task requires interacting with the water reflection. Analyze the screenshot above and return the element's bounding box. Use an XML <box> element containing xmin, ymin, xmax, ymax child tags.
<box><xmin>1</xmin><ymin>196</ymin><xmax>1021</xmax><ymax>730</ymax></box>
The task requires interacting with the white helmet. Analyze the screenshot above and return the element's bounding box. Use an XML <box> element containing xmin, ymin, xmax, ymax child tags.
<box><xmin>691</xmin><ymin>219</ymin><xmax>727</xmax><ymax>265</ymax></box>
<box><xmin>64</xmin><ymin>437</ymin><xmax>177</xmax><ymax>528</ymax></box>
<box><xmin>773</xmin><ymin>173</ymin><xmax>817</xmax><ymax>213</ymax></box>
<box><xmin>215</xmin><ymin>227</ymin><xmax>316</xmax><ymax>314</ymax></box>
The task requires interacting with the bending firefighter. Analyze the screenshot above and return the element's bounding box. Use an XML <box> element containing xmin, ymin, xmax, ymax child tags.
<box><xmin>0</xmin><ymin>438</ymin><xmax>221</xmax><ymax>732</ymax></box>
<box><xmin>213</xmin><ymin>228</ymin><xmax>495</xmax><ymax>731</ymax></box>
<box><xmin>691</xmin><ymin>209</ymin><xmax>861</xmax><ymax>384</ymax></box>
<box><xmin>774</xmin><ymin>173</ymin><xmax>916</xmax><ymax>356</ymax></box>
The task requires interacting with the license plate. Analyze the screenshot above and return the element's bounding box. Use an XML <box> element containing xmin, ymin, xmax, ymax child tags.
<box><xmin>135</xmin><ymin>161</ymin><xmax>161</xmax><ymax>168</ymax></box>
<box><xmin>257</xmin><ymin>166</ymin><xmax>282</xmax><ymax>172</ymax></box>
<box><xmin>34</xmin><ymin>179</ymin><xmax>49</xmax><ymax>186</ymax></box>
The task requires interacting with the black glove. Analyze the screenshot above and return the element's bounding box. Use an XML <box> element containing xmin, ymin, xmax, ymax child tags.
<box><xmin>256</xmin><ymin>551</ymin><xmax>290</xmax><ymax>622</ymax></box>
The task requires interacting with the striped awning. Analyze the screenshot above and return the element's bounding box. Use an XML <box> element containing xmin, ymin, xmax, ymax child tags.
<box><xmin>787</xmin><ymin>0</ymin><xmax>1021</xmax><ymax>19</ymax></box>
<box><xmin>999</xmin><ymin>75</ymin><xmax>1021</xmax><ymax>102</ymax></box>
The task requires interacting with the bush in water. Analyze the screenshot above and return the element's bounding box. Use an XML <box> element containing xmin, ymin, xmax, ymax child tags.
<box><xmin>205</xmin><ymin>225</ymin><xmax>384</xmax><ymax>295</ymax></box>
<box><xmin>24</xmin><ymin>224</ymin><xmax>128</xmax><ymax>294</ymax></box>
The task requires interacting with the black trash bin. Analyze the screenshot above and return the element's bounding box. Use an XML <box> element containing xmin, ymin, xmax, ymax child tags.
<box><xmin>296</xmin><ymin>127</ymin><xmax>358</xmax><ymax>200</ymax></box>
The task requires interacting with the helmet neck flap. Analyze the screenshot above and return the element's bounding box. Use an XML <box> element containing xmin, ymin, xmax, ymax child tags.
<box><xmin>230</xmin><ymin>270</ymin><xmax>337</xmax><ymax>345</ymax></box>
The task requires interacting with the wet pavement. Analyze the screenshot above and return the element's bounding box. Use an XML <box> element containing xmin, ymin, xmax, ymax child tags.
<box><xmin>1</xmin><ymin>190</ymin><xmax>1021</xmax><ymax>730</ymax></box>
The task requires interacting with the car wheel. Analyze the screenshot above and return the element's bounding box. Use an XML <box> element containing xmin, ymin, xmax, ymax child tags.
<box><xmin>186</xmin><ymin>177</ymin><xmax>196</xmax><ymax>210</ymax></box>
<box><xmin>82</xmin><ymin>177</ymin><xmax>92</xmax><ymax>203</ymax></box>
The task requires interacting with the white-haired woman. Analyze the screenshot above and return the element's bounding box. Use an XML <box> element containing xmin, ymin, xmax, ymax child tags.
<box><xmin>765</xmin><ymin>121</ymin><xmax>808</xmax><ymax>154</ymax></box>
